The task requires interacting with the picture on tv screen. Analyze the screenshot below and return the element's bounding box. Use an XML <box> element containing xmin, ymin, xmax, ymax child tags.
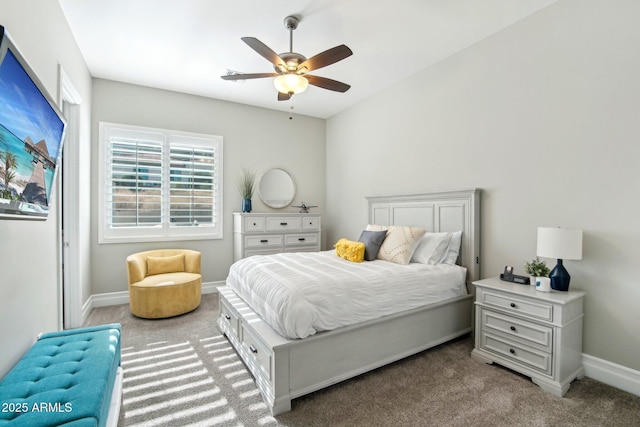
<box><xmin>0</xmin><ymin>25</ymin><xmax>66</xmax><ymax>219</ymax></box>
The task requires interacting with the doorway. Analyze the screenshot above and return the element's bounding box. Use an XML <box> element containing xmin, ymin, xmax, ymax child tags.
<box><xmin>58</xmin><ymin>67</ymin><xmax>83</xmax><ymax>329</ymax></box>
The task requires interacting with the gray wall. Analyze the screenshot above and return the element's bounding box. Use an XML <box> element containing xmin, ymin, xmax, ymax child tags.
<box><xmin>91</xmin><ymin>79</ymin><xmax>326</xmax><ymax>294</ymax></box>
<box><xmin>0</xmin><ymin>0</ymin><xmax>92</xmax><ymax>376</ymax></box>
<box><xmin>326</xmin><ymin>0</ymin><xmax>640</xmax><ymax>371</ymax></box>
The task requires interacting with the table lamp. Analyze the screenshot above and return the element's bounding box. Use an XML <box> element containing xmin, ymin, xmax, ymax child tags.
<box><xmin>536</xmin><ymin>227</ymin><xmax>583</xmax><ymax>291</ymax></box>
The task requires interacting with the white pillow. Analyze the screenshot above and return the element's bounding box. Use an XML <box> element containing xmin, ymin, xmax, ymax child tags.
<box><xmin>442</xmin><ymin>231</ymin><xmax>463</xmax><ymax>265</ymax></box>
<box><xmin>411</xmin><ymin>232</ymin><xmax>453</xmax><ymax>265</ymax></box>
<box><xmin>366</xmin><ymin>224</ymin><xmax>426</xmax><ymax>265</ymax></box>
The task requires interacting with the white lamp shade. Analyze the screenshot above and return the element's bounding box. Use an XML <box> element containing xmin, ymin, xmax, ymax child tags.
<box><xmin>536</xmin><ymin>227</ymin><xmax>583</xmax><ymax>260</ymax></box>
<box><xmin>273</xmin><ymin>74</ymin><xmax>308</xmax><ymax>94</ymax></box>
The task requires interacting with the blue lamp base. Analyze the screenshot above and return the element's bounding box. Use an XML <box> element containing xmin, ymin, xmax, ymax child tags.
<box><xmin>550</xmin><ymin>259</ymin><xmax>571</xmax><ymax>291</ymax></box>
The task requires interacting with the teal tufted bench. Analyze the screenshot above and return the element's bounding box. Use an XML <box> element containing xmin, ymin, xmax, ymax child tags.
<box><xmin>0</xmin><ymin>323</ymin><xmax>122</xmax><ymax>427</ymax></box>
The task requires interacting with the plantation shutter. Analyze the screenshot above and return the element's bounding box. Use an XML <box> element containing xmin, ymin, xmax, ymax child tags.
<box><xmin>106</xmin><ymin>128</ymin><xmax>163</xmax><ymax>228</ymax></box>
<box><xmin>168</xmin><ymin>138</ymin><xmax>216</xmax><ymax>226</ymax></box>
<box><xmin>99</xmin><ymin>122</ymin><xmax>223</xmax><ymax>243</ymax></box>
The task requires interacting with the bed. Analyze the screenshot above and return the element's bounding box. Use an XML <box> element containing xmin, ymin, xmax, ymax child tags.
<box><xmin>217</xmin><ymin>189</ymin><xmax>481</xmax><ymax>415</ymax></box>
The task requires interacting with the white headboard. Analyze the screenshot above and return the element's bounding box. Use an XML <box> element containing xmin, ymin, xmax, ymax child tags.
<box><xmin>367</xmin><ymin>189</ymin><xmax>481</xmax><ymax>282</ymax></box>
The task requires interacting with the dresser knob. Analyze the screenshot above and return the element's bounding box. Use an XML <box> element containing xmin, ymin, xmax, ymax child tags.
<box><xmin>510</xmin><ymin>303</ymin><xmax>516</xmax><ymax>308</ymax></box>
<box><xmin>509</xmin><ymin>348</ymin><xmax>516</xmax><ymax>354</ymax></box>
<box><xmin>249</xmin><ymin>345</ymin><xmax>258</xmax><ymax>354</ymax></box>
<box><xmin>224</xmin><ymin>314</ymin><xmax>231</xmax><ymax>320</ymax></box>
<box><xmin>510</xmin><ymin>326</ymin><xmax>516</xmax><ymax>331</ymax></box>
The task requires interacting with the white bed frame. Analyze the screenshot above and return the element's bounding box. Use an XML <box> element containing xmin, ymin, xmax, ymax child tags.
<box><xmin>217</xmin><ymin>189</ymin><xmax>481</xmax><ymax>415</ymax></box>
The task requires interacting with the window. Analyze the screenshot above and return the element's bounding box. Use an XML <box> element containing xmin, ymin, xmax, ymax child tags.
<box><xmin>99</xmin><ymin>122</ymin><xmax>223</xmax><ymax>243</ymax></box>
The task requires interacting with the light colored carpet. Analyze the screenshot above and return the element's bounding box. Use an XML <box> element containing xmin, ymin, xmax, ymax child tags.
<box><xmin>84</xmin><ymin>294</ymin><xmax>640</xmax><ymax>426</ymax></box>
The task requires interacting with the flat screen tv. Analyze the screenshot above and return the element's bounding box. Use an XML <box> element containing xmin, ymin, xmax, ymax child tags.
<box><xmin>0</xmin><ymin>25</ymin><xmax>66</xmax><ymax>220</ymax></box>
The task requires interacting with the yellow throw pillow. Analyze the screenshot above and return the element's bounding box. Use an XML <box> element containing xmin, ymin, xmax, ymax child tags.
<box><xmin>147</xmin><ymin>254</ymin><xmax>186</xmax><ymax>276</ymax></box>
<box><xmin>334</xmin><ymin>238</ymin><xmax>365</xmax><ymax>263</ymax></box>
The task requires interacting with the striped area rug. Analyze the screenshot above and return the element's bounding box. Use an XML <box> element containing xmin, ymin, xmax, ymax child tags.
<box><xmin>120</xmin><ymin>334</ymin><xmax>277</xmax><ymax>426</ymax></box>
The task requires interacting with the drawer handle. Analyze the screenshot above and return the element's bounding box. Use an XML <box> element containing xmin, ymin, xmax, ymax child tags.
<box><xmin>249</xmin><ymin>345</ymin><xmax>258</xmax><ymax>354</ymax></box>
<box><xmin>280</xmin><ymin>222</ymin><xmax>288</xmax><ymax>226</ymax></box>
<box><xmin>509</xmin><ymin>348</ymin><xmax>516</xmax><ymax>354</ymax></box>
<box><xmin>510</xmin><ymin>303</ymin><xmax>517</xmax><ymax>308</ymax></box>
<box><xmin>510</xmin><ymin>326</ymin><xmax>516</xmax><ymax>332</ymax></box>
<box><xmin>298</xmin><ymin>238</ymin><xmax>306</xmax><ymax>241</ymax></box>
<box><xmin>253</xmin><ymin>222</ymin><xmax>257</xmax><ymax>226</ymax></box>
<box><xmin>224</xmin><ymin>314</ymin><xmax>231</xmax><ymax>320</ymax></box>
<box><xmin>260</xmin><ymin>239</ymin><xmax>268</xmax><ymax>243</ymax></box>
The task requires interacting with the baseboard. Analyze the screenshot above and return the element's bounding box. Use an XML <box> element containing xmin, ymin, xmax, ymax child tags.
<box><xmin>583</xmin><ymin>353</ymin><xmax>640</xmax><ymax>397</ymax></box>
<box><xmin>81</xmin><ymin>280</ymin><xmax>224</xmax><ymax>324</ymax></box>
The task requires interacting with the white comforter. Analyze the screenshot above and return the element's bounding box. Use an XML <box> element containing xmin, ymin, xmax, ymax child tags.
<box><xmin>226</xmin><ymin>250</ymin><xmax>468</xmax><ymax>339</ymax></box>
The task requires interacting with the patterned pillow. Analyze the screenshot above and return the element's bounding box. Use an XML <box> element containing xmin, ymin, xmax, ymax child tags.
<box><xmin>366</xmin><ymin>224</ymin><xmax>427</xmax><ymax>265</ymax></box>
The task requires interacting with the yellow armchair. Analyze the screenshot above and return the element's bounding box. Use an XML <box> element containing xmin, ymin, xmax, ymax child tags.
<box><xmin>126</xmin><ymin>249</ymin><xmax>202</xmax><ymax>319</ymax></box>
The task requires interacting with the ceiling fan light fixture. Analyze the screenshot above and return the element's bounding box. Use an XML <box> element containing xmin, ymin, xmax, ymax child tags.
<box><xmin>274</xmin><ymin>74</ymin><xmax>308</xmax><ymax>95</ymax></box>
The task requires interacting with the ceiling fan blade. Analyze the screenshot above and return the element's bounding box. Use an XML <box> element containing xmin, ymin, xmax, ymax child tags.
<box><xmin>278</xmin><ymin>91</ymin><xmax>293</xmax><ymax>101</ymax></box>
<box><xmin>241</xmin><ymin>37</ymin><xmax>286</xmax><ymax>70</ymax></box>
<box><xmin>297</xmin><ymin>45</ymin><xmax>353</xmax><ymax>73</ymax></box>
<box><xmin>305</xmin><ymin>75</ymin><xmax>351</xmax><ymax>93</ymax></box>
<box><xmin>221</xmin><ymin>72</ymin><xmax>278</xmax><ymax>81</ymax></box>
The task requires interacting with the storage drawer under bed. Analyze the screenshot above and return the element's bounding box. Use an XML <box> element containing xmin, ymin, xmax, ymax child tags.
<box><xmin>241</xmin><ymin>324</ymin><xmax>272</xmax><ymax>380</ymax></box>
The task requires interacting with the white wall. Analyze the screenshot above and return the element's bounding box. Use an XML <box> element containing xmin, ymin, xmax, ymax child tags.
<box><xmin>90</xmin><ymin>79</ymin><xmax>326</xmax><ymax>294</ymax></box>
<box><xmin>327</xmin><ymin>0</ymin><xmax>640</xmax><ymax>372</ymax></box>
<box><xmin>0</xmin><ymin>0</ymin><xmax>92</xmax><ymax>376</ymax></box>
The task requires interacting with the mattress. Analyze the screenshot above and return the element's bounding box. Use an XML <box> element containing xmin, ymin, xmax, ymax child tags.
<box><xmin>226</xmin><ymin>250</ymin><xmax>468</xmax><ymax>339</ymax></box>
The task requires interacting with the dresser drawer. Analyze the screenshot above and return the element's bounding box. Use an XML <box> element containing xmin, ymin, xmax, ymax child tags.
<box><xmin>284</xmin><ymin>233</ymin><xmax>319</xmax><ymax>247</ymax></box>
<box><xmin>243</xmin><ymin>216</ymin><xmax>265</xmax><ymax>232</ymax></box>
<box><xmin>241</xmin><ymin>324</ymin><xmax>271</xmax><ymax>380</ymax></box>
<box><xmin>245</xmin><ymin>234</ymin><xmax>283</xmax><ymax>248</ymax></box>
<box><xmin>481</xmin><ymin>309</ymin><xmax>553</xmax><ymax>350</ymax></box>
<box><xmin>266</xmin><ymin>217</ymin><xmax>302</xmax><ymax>231</ymax></box>
<box><xmin>220</xmin><ymin>301</ymin><xmax>239</xmax><ymax>339</ymax></box>
<box><xmin>481</xmin><ymin>289</ymin><xmax>553</xmax><ymax>322</ymax></box>
<box><xmin>302</xmin><ymin>216</ymin><xmax>321</xmax><ymax>231</ymax></box>
<box><xmin>481</xmin><ymin>332</ymin><xmax>552</xmax><ymax>375</ymax></box>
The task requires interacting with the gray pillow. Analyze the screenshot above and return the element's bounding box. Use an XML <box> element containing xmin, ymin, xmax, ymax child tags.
<box><xmin>358</xmin><ymin>230</ymin><xmax>388</xmax><ymax>261</ymax></box>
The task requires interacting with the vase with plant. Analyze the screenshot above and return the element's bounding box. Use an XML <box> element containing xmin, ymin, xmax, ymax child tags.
<box><xmin>237</xmin><ymin>168</ymin><xmax>255</xmax><ymax>212</ymax></box>
<box><xmin>524</xmin><ymin>257</ymin><xmax>551</xmax><ymax>288</ymax></box>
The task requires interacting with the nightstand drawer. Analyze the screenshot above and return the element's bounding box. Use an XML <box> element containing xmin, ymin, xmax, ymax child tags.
<box><xmin>481</xmin><ymin>309</ymin><xmax>553</xmax><ymax>350</ymax></box>
<box><xmin>481</xmin><ymin>290</ymin><xmax>553</xmax><ymax>322</ymax></box>
<box><xmin>245</xmin><ymin>234</ymin><xmax>283</xmax><ymax>248</ymax></box>
<box><xmin>482</xmin><ymin>332</ymin><xmax>552</xmax><ymax>375</ymax></box>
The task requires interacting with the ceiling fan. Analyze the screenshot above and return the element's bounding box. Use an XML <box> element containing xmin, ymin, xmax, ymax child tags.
<box><xmin>221</xmin><ymin>15</ymin><xmax>353</xmax><ymax>101</ymax></box>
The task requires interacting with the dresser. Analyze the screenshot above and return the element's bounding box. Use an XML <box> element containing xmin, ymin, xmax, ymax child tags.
<box><xmin>233</xmin><ymin>212</ymin><xmax>322</xmax><ymax>261</ymax></box>
<box><xmin>471</xmin><ymin>277</ymin><xmax>585</xmax><ymax>397</ymax></box>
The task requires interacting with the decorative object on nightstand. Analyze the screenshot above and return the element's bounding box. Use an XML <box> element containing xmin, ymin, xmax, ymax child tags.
<box><xmin>237</xmin><ymin>168</ymin><xmax>256</xmax><ymax>212</ymax></box>
<box><xmin>537</xmin><ymin>227</ymin><xmax>583</xmax><ymax>292</ymax></box>
<box><xmin>471</xmin><ymin>277</ymin><xmax>585</xmax><ymax>397</ymax></box>
<box><xmin>523</xmin><ymin>257</ymin><xmax>551</xmax><ymax>292</ymax></box>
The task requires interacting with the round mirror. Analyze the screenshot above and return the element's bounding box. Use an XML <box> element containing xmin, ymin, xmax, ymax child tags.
<box><xmin>258</xmin><ymin>168</ymin><xmax>296</xmax><ymax>208</ymax></box>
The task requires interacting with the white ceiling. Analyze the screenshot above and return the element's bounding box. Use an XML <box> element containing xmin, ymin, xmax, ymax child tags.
<box><xmin>58</xmin><ymin>0</ymin><xmax>558</xmax><ymax>119</ymax></box>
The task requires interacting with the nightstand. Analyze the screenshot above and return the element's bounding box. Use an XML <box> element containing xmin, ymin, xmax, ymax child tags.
<box><xmin>471</xmin><ymin>277</ymin><xmax>585</xmax><ymax>397</ymax></box>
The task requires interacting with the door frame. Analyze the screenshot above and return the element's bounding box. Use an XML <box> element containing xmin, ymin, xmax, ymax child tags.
<box><xmin>57</xmin><ymin>65</ymin><xmax>83</xmax><ymax>329</ymax></box>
